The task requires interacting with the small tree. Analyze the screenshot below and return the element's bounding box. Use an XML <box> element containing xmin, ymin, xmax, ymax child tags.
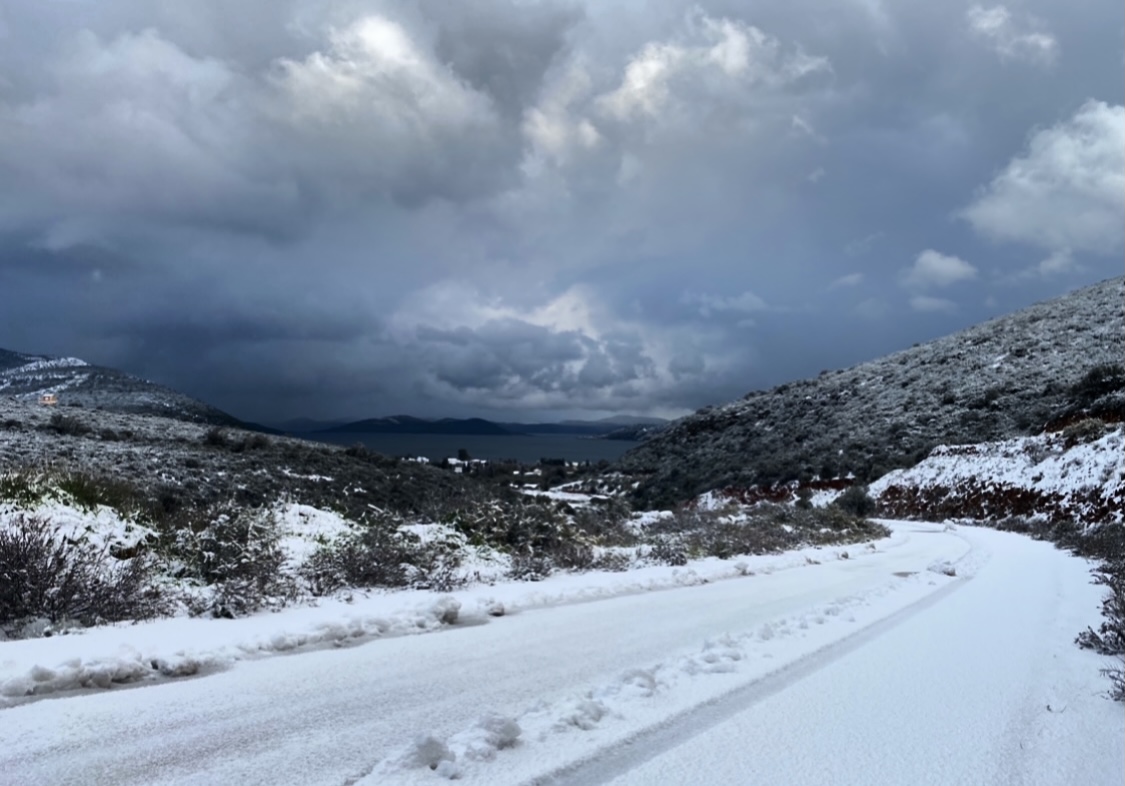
<box><xmin>833</xmin><ymin>484</ymin><xmax>877</xmax><ymax>517</ymax></box>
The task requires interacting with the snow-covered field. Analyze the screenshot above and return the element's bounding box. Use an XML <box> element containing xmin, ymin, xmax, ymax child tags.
<box><xmin>1</xmin><ymin>521</ymin><xmax>1119</xmax><ymax>785</ymax></box>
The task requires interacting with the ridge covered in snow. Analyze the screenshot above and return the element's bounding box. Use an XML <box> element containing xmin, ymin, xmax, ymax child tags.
<box><xmin>0</xmin><ymin>346</ymin><xmax>244</xmax><ymax>426</ymax></box>
<box><xmin>620</xmin><ymin>277</ymin><xmax>1124</xmax><ymax>507</ymax></box>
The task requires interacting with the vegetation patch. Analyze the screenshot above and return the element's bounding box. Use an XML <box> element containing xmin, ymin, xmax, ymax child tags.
<box><xmin>0</xmin><ymin>515</ymin><xmax>168</xmax><ymax>638</ymax></box>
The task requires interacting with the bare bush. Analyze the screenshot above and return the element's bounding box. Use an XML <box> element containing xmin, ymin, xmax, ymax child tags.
<box><xmin>1075</xmin><ymin>557</ymin><xmax>1125</xmax><ymax>701</ymax></box>
<box><xmin>45</xmin><ymin>413</ymin><xmax>91</xmax><ymax>437</ymax></box>
<box><xmin>0</xmin><ymin>515</ymin><xmax>167</xmax><ymax>637</ymax></box>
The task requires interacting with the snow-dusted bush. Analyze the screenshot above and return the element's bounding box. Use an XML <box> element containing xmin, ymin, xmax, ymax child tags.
<box><xmin>301</xmin><ymin>514</ymin><xmax>464</xmax><ymax>594</ymax></box>
<box><xmin>507</xmin><ymin>551</ymin><xmax>554</xmax><ymax>581</ymax></box>
<box><xmin>1075</xmin><ymin>551</ymin><xmax>1125</xmax><ymax>702</ymax></box>
<box><xmin>165</xmin><ymin>506</ymin><xmax>297</xmax><ymax>617</ymax></box>
<box><xmin>647</xmin><ymin>535</ymin><xmax>690</xmax><ymax>566</ymax></box>
<box><xmin>0</xmin><ymin>514</ymin><xmax>167</xmax><ymax>637</ymax></box>
<box><xmin>1061</xmin><ymin>417</ymin><xmax>1107</xmax><ymax>447</ymax></box>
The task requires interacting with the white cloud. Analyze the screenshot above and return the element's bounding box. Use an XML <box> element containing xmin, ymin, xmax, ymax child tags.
<box><xmin>1015</xmin><ymin>248</ymin><xmax>1081</xmax><ymax>280</ymax></box>
<box><xmin>1034</xmin><ymin>249</ymin><xmax>1078</xmax><ymax>276</ymax></box>
<box><xmin>791</xmin><ymin>114</ymin><xmax>826</xmax><ymax>143</ymax></box>
<box><xmin>901</xmin><ymin>249</ymin><xmax>978</xmax><ymax>290</ymax></box>
<box><xmin>844</xmin><ymin>232</ymin><xmax>884</xmax><ymax>257</ymax></box>
<box><xmin>518</xmin><ymin>11</ymin><xmax>831</xmax><ymax>185</ymax></box>
<box><xmin>271</xmin><ymin>16</ymin><xmax>507</xmax><ymax>202</ymax></box>
<box><xmin>961</xmin><ymin>101</ymin><xmax>1125</xmax><ymax>254</ymax></box>
<box><xmin>597</xmin><ymin>12</ymin><xmax>830</xmax><ymax>122</ymax></box>
<box><xmin>806</xmin><ymin>166</ymin><xmax>826</xmax><ymax>183</ymax></box>
<box><xmin>830</xmin><ymin>272</ymin><xmax>863</xmax><ymax>289</ymax></box>
<box><xmin>522</xmin><ymin>61</ymin><xmax>602</xmax><ymax>166</ymax></box>
<box><xmin>909</xmin><ymin>295</ymin><xmax>958</xmax><ymax>313</ymax></box>
<box><xmin>966</xmin><ymin>5</ymin><xmax>1058</xmax><ymax>66</ymax></box>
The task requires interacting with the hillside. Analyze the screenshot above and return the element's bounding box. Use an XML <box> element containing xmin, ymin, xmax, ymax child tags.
<box><xmin>0</xmin><ymin>348</ymin><xmax>243</xmax><ymax>427</ymax></box>
<box><xmin>0</xmin><ymin>397</ymin><xmax>478</xmax><ymax>521</ymax></box>
<box><xmin>870</xmin><ymin>423</ymin><xmax>1124</xmax><ymax>527</ymax></box>
<box><xmin>619</xmin><ymin>278</ymin><xmax>1124</xmax><ymax>508</ymax></box>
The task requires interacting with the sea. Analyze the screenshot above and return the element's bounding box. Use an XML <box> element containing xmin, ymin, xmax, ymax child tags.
<box><xmin>307</xmin><ymin>432</ymin><xmax>638</xmax><ymax>464</ymax></box>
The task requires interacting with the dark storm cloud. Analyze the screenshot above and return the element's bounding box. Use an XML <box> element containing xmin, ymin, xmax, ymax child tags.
<box><xmin>0</xmin><ymin>0</ymin><xmax>1121</xmax><ymax>422</ymax></box>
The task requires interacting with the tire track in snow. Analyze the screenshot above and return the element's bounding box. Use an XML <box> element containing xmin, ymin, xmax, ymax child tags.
<box><xmin>524</xmin><ymin>573</ymin><xmax>973</xmax><ymax>786</ymax></box>
<box><xmin>348</xmin><ymin>528</ymin><xmax>976</xmax><ymax>784</ymax></box>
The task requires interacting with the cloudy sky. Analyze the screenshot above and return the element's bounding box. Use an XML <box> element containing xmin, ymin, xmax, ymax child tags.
<box><xmin>0</xmin><ymin>0</ymin><xmax>1121</xmax><ymax>423</ymax></box>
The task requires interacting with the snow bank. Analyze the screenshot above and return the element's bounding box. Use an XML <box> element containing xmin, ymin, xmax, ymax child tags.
<box><xmin>0</xmin><ymin>533</ymin><xmax>904</xmax><ymax>706</ymax></box>
<box><xmin>0</xmin><ymin>499</ymin><xmax>156</xmax><ymax>552</ymax></box>
<box><xmin>871</xmin><ymin>426</ymin><xmax>1124</xmax><ymax>525</ymax></box>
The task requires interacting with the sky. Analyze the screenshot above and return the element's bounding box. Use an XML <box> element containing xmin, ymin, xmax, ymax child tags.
<box><xmin>0</xmin><ymin>0</ymin><xmax>1121</xmax><ymax>424</ymax></box>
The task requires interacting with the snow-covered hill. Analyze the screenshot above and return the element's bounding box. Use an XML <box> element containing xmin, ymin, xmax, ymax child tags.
<box><xmin>620</xmin><ymin>277</ymin><xmax>1124</xmax><ymax>507</ymax></box>
<box><xmin>0</xmin><ymin>346</ymin><xmax>243</xmax><ymax>426</ymax></box>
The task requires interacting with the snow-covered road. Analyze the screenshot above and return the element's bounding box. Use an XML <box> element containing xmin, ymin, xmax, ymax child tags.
<box><xmin>1</xmin><ymin>523</ymin><xmax>1120</xmax><ymax>785</ymax></box>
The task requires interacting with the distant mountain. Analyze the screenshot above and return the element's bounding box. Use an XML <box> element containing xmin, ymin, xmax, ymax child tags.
<box><xmin>0</xmin><ymin>347</ymin><xmax>250</xmax><ymax>427</ymax></box>
<box><xmin>321</xmin><ymin>415</ymin><xmax>669</xmax><ymax>437</ymax></box>
<box><xmin>560</xmin><ymin>415</ymin><xmax>670</xmax><ymax>427</ymax></box>
<box><xmin>618</xmin><ymin>277</ymin><xmax>1125</xmax><ymax>508</ymax></box>
<box><xmin>269</xmin><ymin>418</ymin><xmax>351</xmax><ymax>433</ymax></box>
<box><xmin>323</xmin><ymin>416</ymin><xmax>519</xmax><ymax>435</ymax></box>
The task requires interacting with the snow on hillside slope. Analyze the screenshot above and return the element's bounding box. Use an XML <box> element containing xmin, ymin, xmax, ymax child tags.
<box><xmin>0</xmin><ymin>348</ymin><xmax>241</xmax><ymax>425</ymax></box>
<box><xmin>621</xmin><ymin>277</ymin><xmax>1124</xmax><ymax>507</ymax></box>
<box><xmin>871</xmin><ymin>425</ymin><xmax>1124</xmax><ymax>525</ymax></box>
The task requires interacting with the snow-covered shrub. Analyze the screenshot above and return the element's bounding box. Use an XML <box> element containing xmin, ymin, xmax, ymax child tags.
<box><xmin>647</xmin><ymin>535</ymin><xmax>689</xmax><ymax>566</ymax></box>
<box><xmin>167</xmin><ymin>506</ymin><xmax>297</xmax><ymax>617</ymax></box>
<box><xmin>507</xmin><ymin>551</ymin><xmax>554</xmax><ymax>581</ymax></box>
<box><xmin>589</xmin><ymin>550</ymin><xmax>632</xmax><ymax>572</ymax></box>
<box><xmin>690</xmin><ymin>519</ymin><xmax>797</xmax><ymax>559</ymax></box>
<box><xmin>1076</xmin><ymin>555</ymin><xmax>1125</xmax><ymax>702</ymax></box>
<box><xmin>301</xmin><ymin>514</ymin><xmax>463</xmax><ymax>593</ymax></box>
<box><xmin>0</xmin><ymin>514</ymin><xmax>167</xmax><ymax>637</ymax></box>
<box><xmin>571</xmin><ymin>501</ymin><xmax>637</xmax><ymax>547</ymax></box>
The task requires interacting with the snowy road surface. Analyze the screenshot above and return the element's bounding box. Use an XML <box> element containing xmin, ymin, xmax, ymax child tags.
<box><xmin>1</xmin><ymin>522</ymin><xmax>1121</xmax><ymax>785</ymax></box>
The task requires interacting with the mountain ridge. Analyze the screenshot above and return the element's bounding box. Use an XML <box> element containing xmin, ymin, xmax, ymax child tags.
<box><xmin>0</xmin><ymin>347</ymin><xmax>250</xmax><ymax>428</ymax></box>
<box><xmin>320</xmin><ymin>415</ymin><xmax>667</xmax><ymax>437</ymax></box>
<box><xmin>617</xmin><ymin>277</ymin><xmax>1125</xmax><ymax>508</ymax></box>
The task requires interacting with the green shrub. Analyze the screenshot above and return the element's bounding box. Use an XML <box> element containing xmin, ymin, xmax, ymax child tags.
<box><xmin>833</xmin><ymin>484</ymin><xmax>877</xmax><ymax>517</ymax></box>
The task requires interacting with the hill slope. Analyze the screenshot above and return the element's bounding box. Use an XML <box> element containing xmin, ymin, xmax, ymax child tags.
<box><xmin>619</xmin><ymin>278</ymin><xmax>1124</xmax><ymax>508</ymax></box>
<box><xmin>0</xmin><ymin>347</ymin><xmax>243</xmax><ymax>426</ymax></box>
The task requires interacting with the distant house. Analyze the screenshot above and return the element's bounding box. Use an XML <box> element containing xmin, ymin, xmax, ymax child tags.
<box><xmin>39</xmin><ymin>393</ymin><xmax>58</xmax><ymax>406</ymax></box>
